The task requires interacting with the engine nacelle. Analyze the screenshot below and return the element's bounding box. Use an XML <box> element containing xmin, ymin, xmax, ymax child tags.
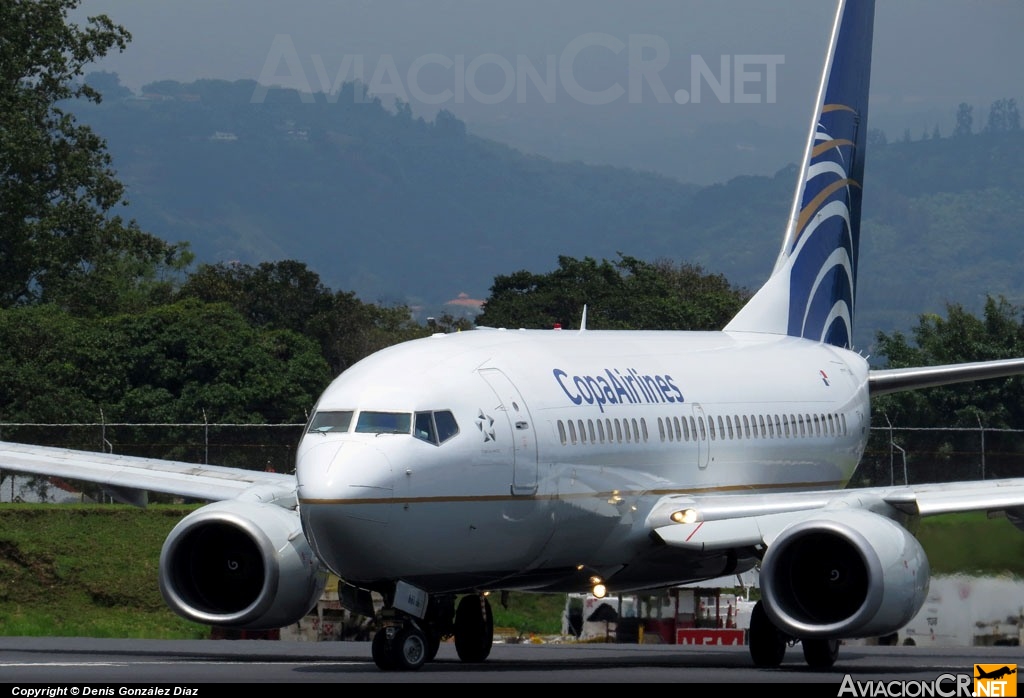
<box><xmin>159</xmin><ymin>500</ymin><xmax>327</xmax><ymax>629</ymax></box>
<box><xmin>760</xmin><ymin>509</ymin><xmax>929</xmax><ymax>639</ymax></box>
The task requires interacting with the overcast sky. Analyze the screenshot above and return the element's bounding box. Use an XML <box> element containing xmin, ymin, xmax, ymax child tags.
<box><xmin>71</xmin><ymin>1</ymin><xmax>1023</xmax><ymax>181</ymax></box>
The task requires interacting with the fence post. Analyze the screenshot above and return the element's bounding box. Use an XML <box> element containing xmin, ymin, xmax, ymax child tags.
<box><xmin>977</xmin><ymin>414</ymin><xmax>985</xmax><ymax>480</ymax></box>
<box><xmin>203</xmin><ymin>409</ymin><xmax>209</xmax><ymax>465</ymax></box>
<box><xmin>885</xmin><ymin>414</ymin><xmax>894</xmax><ymax>486</ymax></box>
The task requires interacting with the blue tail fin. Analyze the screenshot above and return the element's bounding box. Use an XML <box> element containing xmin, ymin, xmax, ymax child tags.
<box><xmin>724</xmin><ymin>0</ymin><xmax>874</xmax><ymax>349</ymax></box>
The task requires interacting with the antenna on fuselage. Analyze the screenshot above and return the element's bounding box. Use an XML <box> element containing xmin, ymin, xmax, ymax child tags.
<box><xmin>579</xmin><ymin>305</ymin><xmax>588</xmax><ymax>332</ymax></box>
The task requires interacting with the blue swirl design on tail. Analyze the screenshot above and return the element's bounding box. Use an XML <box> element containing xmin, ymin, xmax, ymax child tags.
<box><xmin>787</xmin><ymin>109</ymin><xmax>861</xmax><ymax>348</ymax></box>
<box><xmin>723</xmin><ymin>0</ymin><xmax>874</xmax><ymax>350</ymax></box>
<box><xmin>787</xmin><ymin>1</ymin><xmax>873</xmax><ymax>348</ymax></box>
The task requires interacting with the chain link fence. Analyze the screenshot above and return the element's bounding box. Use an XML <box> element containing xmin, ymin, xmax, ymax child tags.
<box><xmin>3</xmin><ymin>418</ymin><xmax>1024</xmax><ymax>489</ymax></box>
<box><xmin>0</xmin><ymin>420</ymin><xmax>306</xmax><ymax>474</ymax></box>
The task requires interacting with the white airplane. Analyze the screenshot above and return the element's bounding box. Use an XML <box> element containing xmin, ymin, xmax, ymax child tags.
<box><xmin>3</xmin><ymin>0</ymin><xmax>1024</xmax><ymax>673</ymax></box>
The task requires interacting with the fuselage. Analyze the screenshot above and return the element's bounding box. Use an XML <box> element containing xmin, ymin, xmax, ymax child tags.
<box><xmin>296</xmin><ymin>327</ymin><xmax>871</xmax><ymax>595</ymax></box>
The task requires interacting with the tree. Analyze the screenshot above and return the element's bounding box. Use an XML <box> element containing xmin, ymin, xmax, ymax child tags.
<box><xmin>178</xmin><ymin>260</ymin><xmax>430</xmax><ymax>374</ymax></box>
<box><xmin>0</xmin><ymin>300</ymin><xmax>332</xmax><ymax>468</ymax></box>
<box><xmin>867</xmin><ymin>297</ymin><xmax>1024</xmax><ymax>484</ymax></box>
<box><xmin>477</xmin><ymin>254</ymin><xmax>750</xmax><ymax>331</ymax></box>
<box><xmin>953</xmin><ymin>102</ymin><xmax>974</xmax><ymax>137</ymax></box>
<box><xmin>985</xmin><ymin>98</ymin><xmax>1022</xmax><ymax>133</ymax></box>
<box><xmin>83</xmin><ymin>70</ymin><xmax>134</xmax><ymax>100</ymax></box>
<box><xmin>0</xmin><ymin>0</ymin><xmax>191</xmax><ymax>312</ymax></box>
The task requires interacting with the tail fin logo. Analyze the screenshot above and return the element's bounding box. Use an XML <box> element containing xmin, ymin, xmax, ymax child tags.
<box><xmin>721</xmin><ymin>1</ymin><xmax>873</xmax><ymax>351</ymax></box>
<box><xmin>786</xmin><ymin>103</ymin><xmax>863</xmax><ymax>349</ymax></box>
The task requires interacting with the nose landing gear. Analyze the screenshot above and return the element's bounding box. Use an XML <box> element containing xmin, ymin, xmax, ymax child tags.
<box><xmin>370</xmin><ymin>591</ymin><xmax>494</xmax><ymax>671</ymax></box>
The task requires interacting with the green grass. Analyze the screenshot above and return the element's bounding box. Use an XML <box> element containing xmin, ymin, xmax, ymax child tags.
<box><xmin>0</xmin><ymin>505</ymin><xmax>1020</xmax><ymax>639</ymax></box>
<box><xmin>914</xmin><ymin>511</ymin><xmax>1024</xmax><ymax>576</ymax></box>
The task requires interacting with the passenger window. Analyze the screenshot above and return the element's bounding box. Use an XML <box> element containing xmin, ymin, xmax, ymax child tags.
<box><xmin>308</xmin><ymin>410</ymin><xmax>354</xmax><ymax>433</ymax></box>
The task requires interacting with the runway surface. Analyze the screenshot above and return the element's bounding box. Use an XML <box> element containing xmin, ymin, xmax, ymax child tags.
<box><xmin>1</xmin><ymin>637</ymin><xmax>1020</xmax><ymax>686</ymax></box>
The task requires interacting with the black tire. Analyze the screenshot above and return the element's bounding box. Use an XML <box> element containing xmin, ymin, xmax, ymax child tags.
<box><xmin>748</xmin><ymin>601</ymin><xmax>787</xmax><ymax>668</ymax></box>
<box><xmin>454</xmin><ymin>594</ymin><xmax>494</xmax><ymax>663</ymax></box>
<box><xmin>802</xmin><ymin>638</ymin><xmax>840</xmax><ymax>668</ymax></box>
<box><xmin>391</xmin><ymin>626</ymin><xmax>428</xmax><ymax>671</ymax></box>
<box><xmin>425</xmin><ymin>629</ymin><xmax>442</xmax><ymax>662</ymax></box>
<box><xmin>371</xmin><ymin>628</ymin><xmax>396</xmax><ymax>671</ymax></box>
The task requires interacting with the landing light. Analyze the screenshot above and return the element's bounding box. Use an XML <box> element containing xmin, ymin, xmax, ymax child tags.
<box><xmin>592</xmin><ymin>583</ymin><xmax>608</xmax><ymax>599</ymax></box>
<box><xmin>671</xmin><ymin>509</ymin><xmax>698</xmax><ymax>524</ymax></box>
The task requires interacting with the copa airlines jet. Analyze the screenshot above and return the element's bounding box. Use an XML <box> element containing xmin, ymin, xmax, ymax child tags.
<box><xmin>2</xmin><ymin>0</ymin><xmax>1024</xmax><ymax>672</ymax></box>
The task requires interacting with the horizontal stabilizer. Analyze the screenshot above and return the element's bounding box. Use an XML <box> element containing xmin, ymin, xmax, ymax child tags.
<box><xmin>869</xmin><ymin>357</ymin><xmax>1024</xmax><ymax>396</ymax></box>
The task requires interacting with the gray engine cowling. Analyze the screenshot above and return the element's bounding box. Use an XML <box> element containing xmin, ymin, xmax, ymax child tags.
<box><xmin>159</xmin><ymin>500</ymin><xmax>327</xmax><ymax>629</ymax></box>
<box><xmin>760</xmin><ymin>508</ymin><xmax>929</xmax><ymax>639</ymax></box>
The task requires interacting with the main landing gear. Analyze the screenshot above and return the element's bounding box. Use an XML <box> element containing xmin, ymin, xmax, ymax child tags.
<box><xmin>748</xmin><ymin>600</ymin><xmax>840</xmax><ymax>669</ymax></box>
<box><xmin>370</xmin><ymin>592</ymin><xmax>494</xmax><ymax>671</ymax></box>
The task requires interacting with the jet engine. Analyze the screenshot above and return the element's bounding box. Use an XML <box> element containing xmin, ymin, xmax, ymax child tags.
<box><xmin>759</xmin><ymin>508</ymin><xmax>929</xmax><ymax>639</ymax></box>
<box><xmin>159</xmin><ymin>500</ymin><xmax>327</xmax><ymax>629</ymax></box>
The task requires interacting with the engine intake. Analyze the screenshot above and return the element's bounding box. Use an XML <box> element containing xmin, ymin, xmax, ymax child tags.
<box><xmin>159</xmin><ymin>500</ymin><xmax>327</xmax><ymax>629</ymax></box>
<box><xmin>760</xmin><ymin>509</ymin><xmax>929</xmax><ymax>639</ymax></box>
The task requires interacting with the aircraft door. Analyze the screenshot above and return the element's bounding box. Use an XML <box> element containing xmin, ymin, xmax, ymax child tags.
<box><xmin>479</xmin><ymin>368</ymin><xmax>539</xmax><ymax>495</ymax></box>
<box><xmin>692</xmin><ymin>403</ymin><xmax>710</xmax><ymax>469</ymax></box>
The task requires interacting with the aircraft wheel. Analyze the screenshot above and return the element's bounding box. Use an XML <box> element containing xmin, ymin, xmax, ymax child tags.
<box><xmin>371</xmin><ymin>627</ymin><xmax>396</xmax><ymax>671</ymax></box>
<box><xmin>748</xmin><ymin>600</ymin><xmax>787</xmax><ymax>668</ymax></box>
<box><xmin>391</xmin><ymin>626</ymin><xmax>428</xmax><ymax>671</ymax></box>
<box><xmin>802</xmin><ymin>638</ymin><xmax>840</xmax><ymax>668</ymax></box>
<box><xmin>454</xmin><ymin>594</ymin><xmax>493</xmax><ymax>663</ymax></box>
<box><xmin>425</xmin><ymin>629</ymin><xmax>442</xmax><ymax>662</ymax></box>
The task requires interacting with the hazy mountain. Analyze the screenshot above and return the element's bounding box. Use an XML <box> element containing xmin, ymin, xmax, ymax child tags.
<box><xmin>73</xmin><ymin>76</ymin><xmax>1024</xmax><ymax>351</ymax></box>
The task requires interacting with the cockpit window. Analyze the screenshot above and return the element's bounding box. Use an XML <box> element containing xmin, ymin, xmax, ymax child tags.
<box><xmin>414</xmin><ymin>412</ymin><xmax>437</xmax><ymax>444</ymax></box>
<box><xmin>355</xmin><ymin>411</ymin><xmax>412</xmax><ymax>435</ymax></box>
<box><xmin>434</xmin><ymin>410</ymin><xmax>459</xmax><ymax>443</ymax></box>
<box><xmin>414</xmin><ymin>410</ymin><xmax>460</xmax><ymax>445</ymax></box>
<box><xmin>307</xmin><ymin>410</ymin><xmax>354</xmax><ymax>433</ymax></box>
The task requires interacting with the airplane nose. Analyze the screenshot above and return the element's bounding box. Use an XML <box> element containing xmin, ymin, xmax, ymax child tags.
<box><xmin>297</xmin><ymin>439</ymin><xmax>399</xmax><ymax>581</ymax></box>
<box><xmin>296</xmin><ymin>439</ymin><xmax>396</xmax><ymax>509</ymax></box>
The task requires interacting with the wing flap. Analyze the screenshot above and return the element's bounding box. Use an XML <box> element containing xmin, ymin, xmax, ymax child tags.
<box><xmin>0</xmin><ymin>440</ymin><xmax>295</xmax><ymax>504</ymax></box>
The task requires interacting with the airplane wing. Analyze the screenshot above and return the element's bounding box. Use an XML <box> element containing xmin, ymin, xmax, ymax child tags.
<box><xmin>646</xmin><ymin>478</ymin><xmax>1024</xmax><ymax>550</ymax></box>
<box><xmin>0</xmin><ymin>440</ymin><xmax>296</xmax><ymax>506</ymax></box>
